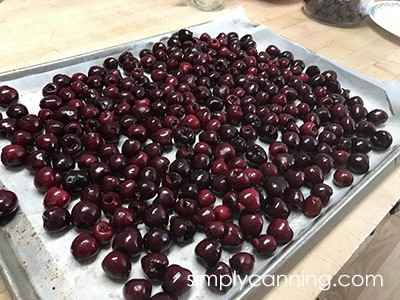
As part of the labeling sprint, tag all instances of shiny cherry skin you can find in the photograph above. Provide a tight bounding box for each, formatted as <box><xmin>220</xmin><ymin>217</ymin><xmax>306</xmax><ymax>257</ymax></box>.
<box><xmin>70</xmin><ymin>232</ymin><xmax>100</xmax><ymax>263</ymax></box>
<box><xmin>0</xmin><ymin>189</ymin><xmax>19</xmax><ymax>217</ymax></box>
<box><xmin>43</xmin><ymin>187</ymin><xmax>71</xmax><ymax>208</ymax></box>
<box><xmin>112</xmin><ymin>227</ymin><xmax>143</xmax><ymax>259</ymax></box>
<box><xmin>169</xmin><ymin>216</ymin><xmax>196</xmax><ymax>243</ymax></box>
<box><xmin>251</xmin><ymin>234</ymin><xmax>277</xmax><ymax>255</ymax></box>
<box><xmin>221</xmin><ymin>222</ymin><xmax>245</xmax><ymax>248</ymax></box>
<box><xmin>266</xmin><ymin>218</ymin><xmax>294</xmax><ymax>245</ymax></box>
<box><xmin>0</xmin><ymin>85</ymin><xmax>19</xmax><ymax>108</ymax></box>
<box><xmin>34</xmin><ymin>166</ymin><xmax>63</xmax><ymax>193</ymax></box>
<box><xmin>109</xmin><ymin>207</ymin><xmax>137</xmax><ymax>232</ymax></box>
<box><xmin>302</xmin><ymin>195</ymin><xmax>323</xmax><ymax>217</ymax></box>
<box><xmin>238</xmin><ymin>188</ymin><xmax>261</xmax><ymax>213</ymax></box>
<box><xmin>333</xmin><ymin>169</ymin><xmax>354</xmax><ymax>187</ymax></box>
<box><xmin>229</xmin><ymin>252</ymin><xmax>255</xmax><ymax>276</ymax></box>
<box><xmin>42</xmin><ymin>206</ymin><xmax>71</xmax><ymax>232</ymax></box>
<box><xmin>102</xmin><ymin>250</ymin><xmax>131</xmax><ymax>280</ymax></box>
<box><xmin>92</xmin><ymin>220</ymin><xmax>114</xmax><ymax>245</ymax></box>
<box><xmin>238</xmin><ymin>213</ymin><xmax>263</xmax><ymax>238</ymax></box>
<box><xmin>71</xmin><ymin>200</ymin><xmax>101</xmax><ymax>230</ymax></box>
<box><xmin>205</xmin><ymin>262</ymin><xmax>232</xmax><ymax>293</ymax></box>
<box><xmin>123</xmin><ymin>279</ymin><xmax>152</xmax><ymax>300</ymax></box>
<box><xmin>144</xmin><ymin>227</ymin><xmax>173</xmax><ymax>253</ymax></box>
<box><xmin>141</xmin><ymin>252</ymin><xmax>169</xmax><ymax>281</ymax></box>
<box><xmin>195</xmin><ymin>238</ymin><xmax>222</xmax><ymax>268</ymax></box>
<box><xmin>265</xmin><ymin>197</ymin><xmax>291</xmax><ymax>219</ymax></box>
<box><xmin>162</xmin><ymin>264</ymin><xmax>193</xmax><ymax>297</ymax></box>
<box><xmin>1</xmin><ymin>144</ymin><xmax>28</xmax><ymax>167</ymax></box>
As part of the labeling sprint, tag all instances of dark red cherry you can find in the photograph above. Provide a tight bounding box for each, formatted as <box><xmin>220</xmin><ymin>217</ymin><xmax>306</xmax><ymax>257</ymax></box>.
<box><xmin>70</xmin><ymin>232</ymin><xmax>100</xmax><ymax>263</ymax></box>
<box><xmin>71</xmin><ymin>200</ymin><xmax>101</xmax><ymax>230</ymax></box>
<box><xmin>141</xmin><ymin>252</ymin><xmax>169</xmax><ymax>281</ymax></box>
<box><xmin>333</xmin><ymin>169</ymin><xmax>354</xmax><ymax>187</ymax></box>
<box><xmin>42</xmin><ymin>206</ymin><xmax>71</xmax><ymax>232</ymax></box>
<box><xmin>251</xmin><ymin>234</ymin><xmax>277</xmax><ymax>255</ymax></box>
<box><xmin>195</xmin><ymin>238</ymin><xmax>222</xmax><ymax>268</ymax></box>
<box><xmin>238</xmin><ymin>213</ymin><xmax>263</xmax><ymax>238</ymax></box>
<box><xmin>43</xmin><ymin>187</ymin><xmax>71</xmax><ymax>208</ymax></box>
<box><xmin>265</xmin><ymin>197</ymin><xmax>291</xmax><ymax>219</ymax></box>
<box><xmin>205</xmin><ymin>262</ymin><xmax>232</xmax><ymax>293</ymax></box>
<box><xmin>123</xmin><ymin>279</ymin><xmax>152</xmax><ymax>300</ymax></box>
<box><xmin>0</xmin><ymin>85</ymin><xmax>19</xmax><ymax>108</ymax></box>
<box><xmin>302</xmin><ymin>195</ymin><xmax>323</xmax><ymax>217</ymax></box>
<box><xmin>102</xmin><ymin>250</ymin><xmax>131</xmax><ymax>280</ymax></box>
<box><xmin>34</xmin><ymin>166</ymin><xmax>62</xmax><ymax>193</ymax></box>
<box><xmin>143</xmin><ymin>227</ymin><xmax>173</xmax><ymax>253</ymax></box>
<box><xmin>162</xmin><ymin>264</ymin><xmax>193</xmax><ymax>297</ymax></box>
<box><xmin>238</xmin><ymin>187</ymin><xmax>261</xmax><ymax>213</ymax></box>
<box><xmin>370</xmin><ymin>130</ymin><xmax>392</xmax><ymax>151</ymax></box>
<box><xmin>1</xmin><ymin>144</ymin><xmax>28</xmax><ymax>167</ymax></box>
<box><xmin>221</xmin><ymin>222</ymin><xmax>244</xmax><ymax>248</ymax></box>
<box><xmin>169</xmin><ymin>216</ymin><xmax>196</xmax><ymax>243</ymax></box>
<box><xmin>229</xmin><ymin>252</ymin><xmax>255</xmax><ymax>276</ymax></box>
<box><xmin>112</xmin><ymin>227</ymin><xmax>143</xmax><ymax>259</ymax></box>
<box><xmin>0</xmin><ymin>189</ymin><xmax>19</xmax><ymax>217</ymax></box>
<box><xmin>92</xmin><ymin>220</ymin><xmax>114</xmax><ymax>245</ymax></box>
<box><xmin>266</xmin><ymin>218</ymin><xmax>293</xmax><ymax>245</ymax></box>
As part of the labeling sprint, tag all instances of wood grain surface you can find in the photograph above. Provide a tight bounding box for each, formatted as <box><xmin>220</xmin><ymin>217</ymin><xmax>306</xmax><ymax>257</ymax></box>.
<box><xmin>1</xmin><ymin>1</ymin><xmax>400</xmax><ymax>299</ymax></box>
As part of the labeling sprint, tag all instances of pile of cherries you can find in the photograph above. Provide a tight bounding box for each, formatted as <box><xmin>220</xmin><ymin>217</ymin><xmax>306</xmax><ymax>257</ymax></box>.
<box><xmin>0</xmin><ymin>28</ymin><xmax>393</xmax><ymax>300</ymax></box>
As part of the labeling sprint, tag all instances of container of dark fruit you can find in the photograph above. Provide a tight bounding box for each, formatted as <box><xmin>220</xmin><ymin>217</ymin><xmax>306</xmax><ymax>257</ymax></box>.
<box><xmin>303</xmin><ymin>0</ymin><xmax>367</xmax><ymax>27</ymax></box>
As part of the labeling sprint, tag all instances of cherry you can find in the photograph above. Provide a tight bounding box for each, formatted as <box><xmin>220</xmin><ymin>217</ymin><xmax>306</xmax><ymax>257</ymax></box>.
<box><xmin>1</xmin><ymin>144</ymin><xmax>28</xmax><ymax>167</ymax></box>
<box><xmin>169</xmin><ymin>216</ymin><xmax>196</xmax><ymax>243</ymax></box>
<box><xmin>71</xmin><ymin>200</ymin><xmax>101</xmax><ymax>230</ymax></box>
<box><xmin>0</xmin><ymin>189</ymin><xmax>19</xmax><ymax>217</ymax></box>
<box><xmin>302</xmin><ymin>195</ymin><xmax>323</xmax><ymax>217</ymax></box>
<box><xmin>109</xmin><ymin>207</ymin><xmax>137</xmax><ymax>232</ymax></box>
<box><xmin>141</xmin><ymin>252</ymin><xmax>169</xmax><ymax>281</ymax></box>
<box><xmin>238</xmin><ymin>188</ymin><xmax>261</xmax><ymax>213</ymax></box>
<box><xmin>333</xmin><ymin>169</ymin><xmax>354</xmax><ymax>187</ymax></box>
<box><xmin>195</xmin><ymin>238</ymin><xmax>222</xmax><ymax>268</ymax></box>
<box><xmin>347</xmin><ymin>153</ymin><xmax>369</xmax><ymax>174</ymax></box>
<box><xmin>229</xmin><ymin>252</ymin><xmax>255</xmax><ymax>276</ymax></box>
<box><xmin>265</xmin><ymin>197</ymin><xmax>291</xmax><ymax>219</ymax></box>
<box><xmin>0</xmin><ymin>85</ymin><xmax>19</xmax><ymax>108</ymax></box>
<box><xmin>214</xmin><ymin>204</ymin><xmax>233</xmax><ymax>222</ymax></box>
<box><xmin>43</xmin><ymin>187</ymin><xmax>71</xmax><ymax>208</ymax></box>
<box><xmin>238</xmin><ymin>213</ymin><xmax>263</xmax><ymax>238</ymax></box>
<box><xmin>267</xmin><ymin>218</ymin><xmax>294</xmax><ymax>245</ymax></box>
<box><xmin>204</xmin><ymin>221</ymin><xmax>225</xmax><ymax>239</ymax></box>
<box><xmin>42</xmin><ymin>206</ymin><xmax>71</xmax><ymax>232</ymax></box>
<box><xmin>144</xmin><ymin>227</ymin><xmax>173</xmax><ymax>253</ymax></box>
<box><xmin>70</xmin><ymin>232</ymin><xmax>100</xmax><ymax>263</ymax></box>
<box><xmin>162</xmin><ymin>264</ymin><xmax>193</xmax><ymax>297</ymax></box>
<box><xmin>205</xmin><ymin>262</ymin><xmax>232</xmax><ymax>293</ymax></box>
<box><xmin>370</xmin><ymin>130</ymin><xmax>392</xmax><ymax>151</ymax></box>
<box><xmin>123</xmin><ymin>279</ymin><xmax>152</xmax><ymax>300</ymax></box>
<box><xmin>251</xmin><ymin>234</ymin><xmax>277</xmax><ymax>255</ymax></box>
<box><xmin>112</xmin><ymin>227</ymin><xmax>143</xmax><ymax>259</ymax></box>
<box><xmin>102</xmin><ymin>250</ymin><xmax>131</xmax><ymax>280</ymax></box>
<box><xmin>221</xmin><ymin>222</ymin><xmax>244</xmax><ymax>248</ymax></box>
<box><xmin>144</xmin><ymin>204</ymin><xmax>168</xmax><ymax>228</ymax></box>
<box><xmin>310</xmin><ymin>183</ymin><xmax>333</xmax><ymax>205</ymax></box>
<box><xmin>92</xmin><ymin>221</ymin><xmax>114</xmax><ymax>245</ymax></box>
<box><xmin>34</xmin><ymin>166</ymin><xmax>63</xmax><ymax>193</ymax></box>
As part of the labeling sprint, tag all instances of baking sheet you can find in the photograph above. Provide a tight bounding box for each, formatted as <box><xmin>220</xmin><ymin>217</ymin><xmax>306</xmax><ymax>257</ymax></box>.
<box><xmin>1</xmin><ymin>6</ymin><xmax>400</xmax><ymax>300</ymax></box>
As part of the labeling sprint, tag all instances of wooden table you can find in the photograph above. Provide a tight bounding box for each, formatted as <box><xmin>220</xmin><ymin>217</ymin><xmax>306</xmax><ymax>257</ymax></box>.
<box><xmin>1</xmin><ymin>0</ymin><xmax>400</xmax><ymax>299</ymax></box>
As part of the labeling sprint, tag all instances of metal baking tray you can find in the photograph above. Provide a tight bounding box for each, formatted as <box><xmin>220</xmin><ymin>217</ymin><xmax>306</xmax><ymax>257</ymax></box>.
<box><xmin>1</xmin><ymin>7</ymin><xmax>400</xmax><ymax>300</ymax></box>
